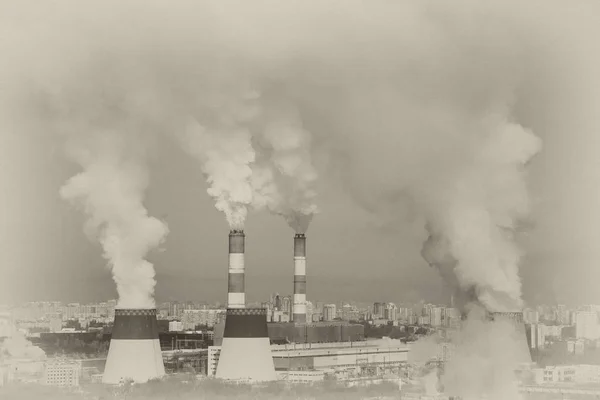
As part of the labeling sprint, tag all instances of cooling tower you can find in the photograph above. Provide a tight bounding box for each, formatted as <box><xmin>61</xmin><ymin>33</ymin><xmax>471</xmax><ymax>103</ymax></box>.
<box><xmin>293</xmin><ymin>233</ymin><xmax>307</xmax><ymax>323</ymax></box>
<box><xmin>102</xmin><ymin>308</ymin><xmax>165</xmax><ymax>384</ymax></box>
<box><xmin>215</xmin><ymin>308</ymin><xmax>277</xmax><ymax>382</ymax></box>
<box><xmin>488</xmin><ymin>311</ymin><xmax>532</xmax><ymax>364</ymax></box>
<box><xmin>215</xmin><ymin>230</ymin><xmax>277</xmax><ymax>382</ymax></box>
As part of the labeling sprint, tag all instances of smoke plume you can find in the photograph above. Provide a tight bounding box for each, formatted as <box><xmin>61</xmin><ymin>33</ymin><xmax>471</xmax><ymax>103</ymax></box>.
<box><xmin>181</xmin><ymin>90</ymin><xmax>261</xmax><ymax>230</ymax></box>
<box><xmin>60</xmin><ymin>132</ymin><xmax>168</xmax><ymax>309</ymax></box>
<box><xmin>0</xmin><ymin>324</ymin><xmax>46</xmax><ymax>362</ymax></box>
<box><xmin>441</xmin><ymin>306</ymin><xmax>527</xmax><ymax>400</ymax></box>
<box><xmin>252</xmin><ymin>96</ymin><xmax>319</xmax><ymax>233</ymax></box>
<box><xmin>419</xmin><ymin>117</ymin><xmax>542</xmax><ymax>313</ymax></box>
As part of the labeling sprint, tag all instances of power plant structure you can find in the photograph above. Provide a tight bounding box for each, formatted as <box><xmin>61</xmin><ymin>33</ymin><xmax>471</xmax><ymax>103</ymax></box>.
<box><xmin>293</xmin><ymin>233</ymin><xmax>307</xmax><ymax>324</ymax></box>
<box><xmin>214</xmin><ymin>230</ymin><xmax>277</xmax><ymax>382</ymax></box>
<box><xmin>213</xmin><ymin>232</ymin><xmax>364</xmax><ymax>347</ymax></box>
<box><xmin>487</xmin><ymin>311</ymin><xmax>533</xmax><ymax>364</ymax></box>
<box><xmin>102</xmin><ymin>308</ymin><xmax>165</xmax><ymax>384</ymax></box>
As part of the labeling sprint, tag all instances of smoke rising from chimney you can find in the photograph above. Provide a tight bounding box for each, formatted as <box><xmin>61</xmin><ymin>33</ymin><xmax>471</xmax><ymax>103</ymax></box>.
<box><xmin>181</xmin><ymin>93</ymin><xmax>260</xmax><ymax>230</ymax></box>
<box><xmin>60</xmin><ymin>132</ymin><xmax>168</xmax><ymax>309</ymax></box>
<box><xmin>252</xmin><ymin>97</ymin><xmax>319</xmax><ymax>233</ymax></box>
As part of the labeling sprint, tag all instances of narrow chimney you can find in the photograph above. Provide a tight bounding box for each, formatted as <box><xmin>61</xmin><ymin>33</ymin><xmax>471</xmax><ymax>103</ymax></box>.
<box><xmin>293</xmin><ymin>233</ymin><xmax>307</xmax><ymax>323</ymax></box>
<box><xmin>228</xmin><ymin>230</ymin><xmax>245</xmax><ymax>309</ymax></box>
<box><xmin>102</xmin><ymin>308</ymin><xmax>165</xmax><ymax>384</ymax></box>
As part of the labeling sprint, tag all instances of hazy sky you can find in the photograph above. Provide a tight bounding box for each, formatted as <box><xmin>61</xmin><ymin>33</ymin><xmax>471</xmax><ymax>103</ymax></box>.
<box><xmin>1</xmin><ymin>0</ymin><xmax>600</xmax><ymax>307</ymax></box>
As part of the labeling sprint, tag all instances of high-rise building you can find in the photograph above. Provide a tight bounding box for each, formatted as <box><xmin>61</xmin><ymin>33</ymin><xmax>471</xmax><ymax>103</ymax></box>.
<box><xmin>305</xmin><ymin>301</ymin><xmax>314</xmax><ymax>323</ymax></box>
<box><xmin>575</xmin><ymin>311</ymin><xmax>600</xmax><ymax>340</ymax></box>
<box><xmin>373</xmin><ymin>302</ymin><xmax>385</xmax><ymax>319</ymax></box>
<box><xmin>323</xmin><ymin>304</ymin><xmax>336</xmax><ymax>322</ymax></box>
<box><xmin>523</xmin><ymin>308</ymin><xmax>540</xmax><ymax>324</ymax></box>
<box><xmin>528</xmin><ymin>323</ymin><xmax>546</xmax><ymax>349</ymax></box>
<box><xmin>431</xmin><ymin>307</ymin><xmax>444</xmax><ymax>327</ymax></box>
<box><xmin>384</xmin><ymin>303</ymin><xmax>398</xmax><ymax>322</ymax></box>
<box><xmin>282</xmin><ymin>296</ymin><xmax>292</xmax><ymax>315</ymax></box>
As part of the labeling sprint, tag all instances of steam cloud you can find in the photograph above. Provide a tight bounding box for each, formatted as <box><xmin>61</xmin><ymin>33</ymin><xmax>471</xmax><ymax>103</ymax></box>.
<box><xmin>252</xmin><ymin>97</ymin><xmax>319</xmax><ymax>233</ymax></box>
<box><xmin>181</xmin><ymin>90</ymin><xmax>262</xmax><ymax>230</ymax></box>
<box><xmin>441</xmin><ymin>307</ymin><xmax>529</xmax><ymax>400</ymax></box>
<box><xmin>183</xmin><ymin>89</ymin><xmax>319</xmax><ymax>232</ymax></box>
<box><xmin>0</xmin><ymin>318</ymin><xmax>46</xmax><ymax>362</ymax></box>
<box><xmin>420</xmin><ymin>118</ymin><xmax>542</xmax><ymax>313</ymax></box>
<box><xmin>60</xmin><ymin>132</ymin><xmax>168</xmax><ymax>309</ymax></box>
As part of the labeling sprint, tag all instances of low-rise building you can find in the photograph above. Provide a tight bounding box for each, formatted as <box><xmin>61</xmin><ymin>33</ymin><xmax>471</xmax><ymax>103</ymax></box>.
<box><xmin>532</xmin><ymin>364</ymin><xmax>600</xmax><ymax>385</ymax></box>
<box><xmin>169</xmin><ymin>321</ymin><xmax>183</xmax><ymax>332</ymax></box>
<box><xmin>42</xmin><ymin>359</ymin><xmax>82</xmax><ymax>387</ymax></box>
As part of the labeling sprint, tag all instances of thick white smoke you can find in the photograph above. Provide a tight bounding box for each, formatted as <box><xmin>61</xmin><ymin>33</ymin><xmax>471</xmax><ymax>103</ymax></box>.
<box><xmin>60</xmin><ymin>132</ymin><xmax>168</xmax><ymax>309</ymax></box>
<box><xmin>0</xmin><ymin>323</ymin><xmax>46</xmax><ymax>362</ymax></box>
<box><xmin>420</xmin><ymin>117</ymin><xmax>542</xmax><ymax>313</ymax></box>
<box><xmin>181</xmin><ymin>90</ymin><xmax>262</xmax><ymax>230</ymax></box>
<box><xmin>252</xmin><ymin>97</ymin><xmax>319</xmax><ymax>233</ymax></box>
<box><xmin>441</xmin><ymin>307</ymin><xmax>528</xmax><ymax>400</ymax></box>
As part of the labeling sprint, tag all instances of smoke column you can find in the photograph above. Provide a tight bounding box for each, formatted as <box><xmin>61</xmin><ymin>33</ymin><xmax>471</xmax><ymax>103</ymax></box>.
<box><xmin>251</xmin><ymin>98</ymin><xmax>319</xmax><ymax>233</ymax></box>
<box><xmin>60</xmin><ymin>132</ymin><xmax>168</xmax><ymax>309</ymax></box>
<box><xmin>180</xmin><ymin>90</ymin><xmax>262</xmax><ymax>230</ymax></box>
<box><xmin>419</xmin><ymin>118</ymin><xmax>542</xmax><ymax>313</ymax></box>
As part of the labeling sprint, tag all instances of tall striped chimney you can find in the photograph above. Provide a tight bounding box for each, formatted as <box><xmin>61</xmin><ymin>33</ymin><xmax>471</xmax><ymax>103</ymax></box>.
<box><xmin>102</xmin><ymin>308</ymin><xmax>165</xmax><ymax>384</ymax></box>
<box><xmin>228</xmin><ymin>230</ymin><xmax>245</xmax><ymax>309</ymax></box>
<box><xmin>293</xmin><ymin>233</ymin><xmax>307</xmax><ymax>323</ymax></box>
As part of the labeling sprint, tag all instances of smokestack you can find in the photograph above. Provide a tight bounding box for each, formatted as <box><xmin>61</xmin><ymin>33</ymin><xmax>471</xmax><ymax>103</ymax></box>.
<box><xmin>487</xmin><ymin>311</ymin><xmax>532</xmax><ymax>364</ymax></box>
<box><xmin>293</xmin><ymin>233</ymin><xmax>307</xmax><ymax>324</ymax></box>
<box><xmin>102</xmin><ymin>309</ymin><xmax>165</xmax><ymax>384</ymax></box>
<box><xmin>228</xmin><ymin>230</ymin><xmax>245</xmax><ymax>309</ymax></box>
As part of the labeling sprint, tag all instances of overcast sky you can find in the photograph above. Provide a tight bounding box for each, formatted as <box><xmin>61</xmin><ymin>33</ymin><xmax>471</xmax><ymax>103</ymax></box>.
<box><xmin>1</xmin><ymin>0</ymin><xmax>600</xmax><ymax>307</ymax></box>
<box><xmin>2</xmin><ymin>112</ymin><xmax>599</xmax><ymax>307</ymax></box>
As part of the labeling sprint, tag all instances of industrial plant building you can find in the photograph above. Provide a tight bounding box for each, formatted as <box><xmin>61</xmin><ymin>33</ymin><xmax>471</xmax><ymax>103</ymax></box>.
<box><xmin>209</xmin><ymin>340</ymin><xmax>409</xmax><ymax>380</ymax></box>
<box><xmin>213</xmin><ymin>320</ymin><xmax>365</xmax><ymax>346</ymax></box>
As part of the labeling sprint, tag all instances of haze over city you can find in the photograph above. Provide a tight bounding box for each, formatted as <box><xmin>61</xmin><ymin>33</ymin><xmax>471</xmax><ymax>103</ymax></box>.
<box><xmin>1</xmin><ymin>1</ymin><xmax>599</xmax><ymax>308</ymax></box>
<box><xmin>2</xmin><ymin>0</ymin><xmax>600</xmax><ymax>399</ymax></box>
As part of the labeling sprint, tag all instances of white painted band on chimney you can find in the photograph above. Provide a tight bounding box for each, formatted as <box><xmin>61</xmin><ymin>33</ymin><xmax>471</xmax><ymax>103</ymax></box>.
<box><xmin>228</xmin><ymin>254</ymin><xmax>245</xmax><ymax>273</ymax></box>
<box><xmin>293</xmin><ymin>257</ymin><xmax>306</xmax><ymax>275</ymax></box>
<box><xmin>293</xmin><ymin>304</ymin><xmax>307</xmax><ymax>314</ymax></box>
<box><xmin>227</xmin><ymin>293</ymin><xmax>245</xmax><ymax>309</ymax></box>
<box><xmin>293</xmin><ymin>293</ymin><xmax>306</xmax><ymax>304</ymax></box>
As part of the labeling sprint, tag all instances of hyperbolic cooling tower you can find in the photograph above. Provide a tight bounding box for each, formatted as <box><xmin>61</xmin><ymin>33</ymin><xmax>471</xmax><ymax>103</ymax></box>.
<box><xmin>293</xmin><ymin>233</ymin><xmax>307</xmax><ymax>324</ymax></box>
<box><xmin>215</xmin><ymin>230</ymin><xmax>277</xmax><ymax>382</ymax></box>
<box><xmin>488</xmin><ymin>311</ymin><xmax>532</xmax><ymax>364</ymax></box>
<box><xmin>102</xmin><ymin>308</ymin><xmax>165</xmax><ymax>384</ymax></box>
